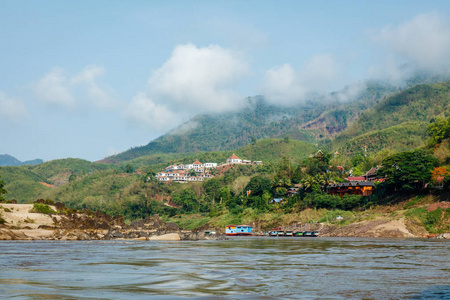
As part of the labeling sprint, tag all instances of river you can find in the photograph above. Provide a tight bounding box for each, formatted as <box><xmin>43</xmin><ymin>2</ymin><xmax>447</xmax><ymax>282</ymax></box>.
<box><xmin>0</xmin><ymin>237</ymin><xmax>449</xmax><ymax>299</ymax></box>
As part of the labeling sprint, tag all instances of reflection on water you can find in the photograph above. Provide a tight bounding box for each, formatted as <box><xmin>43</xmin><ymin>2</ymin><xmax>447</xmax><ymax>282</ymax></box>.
<box><xmin>0</xmin><ymin>238</ymin><xmax>449</xmax><ymax>299</ymax></box>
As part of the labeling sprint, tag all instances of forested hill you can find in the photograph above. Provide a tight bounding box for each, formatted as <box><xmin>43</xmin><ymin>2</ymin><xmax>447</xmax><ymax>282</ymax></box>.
<box><xmin>107</xmin><ymin>81</ymin><xmax>397</xmax><ymax>163</ymax></box>
<box><xmin>333</xmin><ymin>81</ymin><xmax>450</xmax><ymax>156</ymax></box>
<box><xmin>0</xmin><ymin>154</ymin><xmax>43</xmax><ymax>167</ymax></box>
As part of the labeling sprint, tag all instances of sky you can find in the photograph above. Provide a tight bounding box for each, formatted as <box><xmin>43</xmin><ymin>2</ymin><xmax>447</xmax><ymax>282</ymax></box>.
<box><xmin>2</xmin><ymin>0</ymin><xmax>450</xmax><ymax>162</ymax></box>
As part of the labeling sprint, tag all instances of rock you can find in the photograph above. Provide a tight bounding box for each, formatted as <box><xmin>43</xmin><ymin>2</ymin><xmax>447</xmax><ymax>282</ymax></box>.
<box><xmin>0</xmin><ymin>229</ymin><xmax>31</xmax><ymax>240</ymax></box>
<box><xmin>149</xmin><ymin>233</ymin><xmax>181</xmax><ymax>241</ymax></box>
<box><xmin>0</xmin><ymin>228</ymin><xmax>15</xmax><ymax>240</ymax></box>
<box><xmin>437</xmin><ymin>233</ymin><xmax>450</xmax><ymax>239</ymax></box>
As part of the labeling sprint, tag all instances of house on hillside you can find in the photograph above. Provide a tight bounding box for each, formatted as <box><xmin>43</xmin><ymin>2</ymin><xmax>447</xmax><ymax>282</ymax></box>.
<box><xmin>271</xmin><ymin>198</ymin><xmax>285</xmax><ymax>204</ymax></box>
<box><xmin>362</xmin><ymin>166</ymin><xmax>383</xmax><ymax>182</ymax></box>
<box><xmin>327</xmin><ymin>182</ymin><xmax>375</xmax><ymax>197</ymax></box>
<box><xmin>227</xmin><ymin>154</ymin><xmax>242</xmax><ymax>164</ymax></box>
<box><xmin>286</xmin><ymin>184</ymin><xmax>301</xmax><ymax>197</ymax></box>
<box><xmin>204</xmin><ymin>163</ymin><xmax>217</xmax><ymax>168</ymax></box>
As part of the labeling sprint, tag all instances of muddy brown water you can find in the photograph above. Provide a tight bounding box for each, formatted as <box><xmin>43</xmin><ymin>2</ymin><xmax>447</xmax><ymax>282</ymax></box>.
<box><xmin>0</xmin><ymin>237</ymin><xmax>449</xmax><ymax>299</ymax></box>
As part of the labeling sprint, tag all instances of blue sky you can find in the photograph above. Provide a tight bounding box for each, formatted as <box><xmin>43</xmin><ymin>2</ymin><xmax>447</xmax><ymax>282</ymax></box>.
<box><xmin>2</xmin><ymin>1</ymin><xmax>450</xmax><ymax>162</ymax></box>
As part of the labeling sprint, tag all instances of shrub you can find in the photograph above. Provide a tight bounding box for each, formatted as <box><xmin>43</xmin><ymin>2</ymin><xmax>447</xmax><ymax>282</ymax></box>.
<box><xmin>425</xmin><ymin>208</ymin><xmax>443</xmax><ymax>232</ymax></box>
<box><xmin>31</xmin><ymin>203</ymin><xmax>56</xmax><ymax>214</ymax></box>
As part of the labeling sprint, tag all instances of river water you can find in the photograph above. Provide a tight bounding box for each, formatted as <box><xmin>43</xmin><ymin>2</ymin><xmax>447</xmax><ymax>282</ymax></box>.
<box><xmin>0</xmin><ymin>237</ymin><xmax>449</xmax><ymax>299</ymax></box>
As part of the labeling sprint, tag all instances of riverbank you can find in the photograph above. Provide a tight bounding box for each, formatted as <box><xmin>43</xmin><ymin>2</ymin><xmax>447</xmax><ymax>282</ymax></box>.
<box><xmin>1</xmin><ymin>199</ymin><xmax>449</xmax><ymax>240</ymax></box>
<box><xmin>0</xmin><ymin>204</ymin><xmax>224</xmax><ymax>241</ymax></box>
<box><xmin>168</xmin><ymin>196</ymin><xmax>450</xmax><ymax>238</ymax></box>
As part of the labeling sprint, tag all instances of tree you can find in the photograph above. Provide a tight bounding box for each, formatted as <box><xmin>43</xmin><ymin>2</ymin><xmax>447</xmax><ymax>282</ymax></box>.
<box><xmin>351</xmin><ymin>154</ymin><xmax>365</xmax><ymax>167</ymax></box>
<box><xmin>428</xmin><ymin>116</ymin><xmax>450</xmax><ymax>146</ymax></box>
<box><xmin>0</xmin><ymin>174</ymin><xmax>6</xmax><ymax>201</ymax></box>
<box><xmin>284</xmin><ymin>134</ymin><xmax>290</xmax><ymax>143</ymax></box>
<box><xmin>125</xmin><ymin>164</ymin><xmax>134</xmax><ymax>174</ymax></box>
<box><xmin>291</xmin><ymin>164</ymin><xmax>303</xmax><ymax>183</ymax></box>
<box><xmin>244</xmin><ymin>176</ymin><xmax>272</xmax><ymax>197</ymax></box>
<box><xmin>143</xmin><ymin>169</ymin><xmax>156</xmax><ymax>182</ymax></box>
<box><xmin>204</xmin><ymin>178</ymin><xmax>221</xmax><ymax>205</ymax></box>
<box><xmin>172</xmin><ymin>189</ymin><xmax>198</xmax><ymax>212</ymax></box>
<box><xmin>69</xmin><ymin>174</ymin><xmax>77</xmax><ymax>182</ymax></box>
<box><xmin>301</xmin><ymin>174</ymin><xmax>316</xmax><ymax>193</ymax></box>
<box><xmin>189</xmin><ymin>169</ymin><xmax>197</xmax><ymax>177</ymax></box>
<box><xmin>378</xmin><ymin>150</ymin><xmax>439</xmax><ymax>192</ymax></box>
<box><xmin>322</xmin><ymin>172</ymin><xmax>335</xmax><ymax>189</ymax></box>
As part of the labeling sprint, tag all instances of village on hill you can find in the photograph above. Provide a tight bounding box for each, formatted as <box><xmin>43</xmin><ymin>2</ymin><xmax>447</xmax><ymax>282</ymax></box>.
<box><xmin>155</xmin><ymin>154</ymin><xmax>263</xmax><ymax>183</ymax></box>
<box><xmin>154</xmin><ymin>150</ymin><xmax>385</xmax><ymax>199</ymax></box>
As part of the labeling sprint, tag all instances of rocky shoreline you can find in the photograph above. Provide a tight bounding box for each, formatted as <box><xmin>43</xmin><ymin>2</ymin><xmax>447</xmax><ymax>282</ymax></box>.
<box><xmin>0</xmin><ymin>204</ymin><xmax>226</xmax><ymax>241</ymax></box>
<box><xmin>1</xmin><ymin>203</ymin><xmax>449</xmax><ymax>241</ymax></box>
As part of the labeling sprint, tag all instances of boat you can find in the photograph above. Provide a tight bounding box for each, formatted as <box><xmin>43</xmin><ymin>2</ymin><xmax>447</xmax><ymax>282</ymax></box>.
<box><xmin>225</xmin><ymin>225</ymin><xmax>253</xmax><ymax>236</ymax></box>
<box><xmin>285</xmin><ymin>231</ymin><xmax>293</xmax><ymax>237</ymax></box>
<box><xmin>277</xmin><ymin>230</ymin><xmax>285</xmax><ymax>236</ymax></box>
<box><xmin>303</xmin><ymin>231</ymin><xmax>319</xmax><ymax>237</ymax></box>
<box><xmin>294</xmin><ymin>231</ymin><xmax>319</xmax><ymax>237</ymax></box>
<box><xmin>269</xmin><ymin>231</ymin><xmax>278</xmax><ymax>237</ymax></box>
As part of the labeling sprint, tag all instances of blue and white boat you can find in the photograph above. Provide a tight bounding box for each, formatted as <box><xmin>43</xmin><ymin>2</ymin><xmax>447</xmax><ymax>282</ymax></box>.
<box><xmin>225</xmin><ymin>225</ymin><xmax>253</xmax><ymax>236</ymax></box>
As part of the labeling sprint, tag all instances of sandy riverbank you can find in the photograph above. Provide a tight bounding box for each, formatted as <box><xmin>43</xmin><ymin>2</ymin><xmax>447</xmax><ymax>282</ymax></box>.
<box><xmin>0</xmin><ymin>204</ymin><xmax>220</xmax><ymax>241</ymax></box>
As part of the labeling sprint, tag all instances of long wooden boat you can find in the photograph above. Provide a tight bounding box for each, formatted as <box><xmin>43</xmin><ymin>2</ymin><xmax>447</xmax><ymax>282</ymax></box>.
<box><xmin>277</xmin><ymin>230</ymin><xmax>285</xmax><ymax>236</ymax></box>
<box><xmin>225</xmin><ymin>225</ymin><xmax>253</xmax><ymax>236</ymax></box>
<box><xmin>269</xmin><ymin>231</ymin><xmax>278</xmax><ymax>237</ymax></box>
<box><xmin>293</xmin><ymin>231</ymin><xmax>319</xmax><ymax>237</ymax></box>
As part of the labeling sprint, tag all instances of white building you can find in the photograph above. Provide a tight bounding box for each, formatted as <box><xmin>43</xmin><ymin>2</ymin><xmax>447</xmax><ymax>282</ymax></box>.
<box><xmin>227</xmin><ymin>154</ymin><xmax>242</xmax><ymax>164</ymax></box>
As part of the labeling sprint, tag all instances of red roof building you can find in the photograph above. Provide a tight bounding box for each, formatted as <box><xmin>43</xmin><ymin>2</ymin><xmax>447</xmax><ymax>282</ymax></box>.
<box><xmin>227</xmin><ymin>154</ymin><xmax>242</xmax><ymax>164</ymax></box>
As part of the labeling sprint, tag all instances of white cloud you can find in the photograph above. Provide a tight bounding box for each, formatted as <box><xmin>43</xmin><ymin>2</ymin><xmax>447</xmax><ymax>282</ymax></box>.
<box><xmin>372</xmin><ymin>12</ymin><xmax>450</xmax><ymax>80</ymax></box>
<box><xmin>126</xmin><ymin>43</ymin><xmax>248</xmax><ymax>130</ymax></box>
<box><xmin>72</xmin><ymin>65</ymin><xmax>117</xmax><ymax>109</ymax></box>
<box><xmin>33</xmin><ymin>65</ymin><xmax>115</xmax><ymax>109</ymax></box>
<box><xmin>262</xmin><ymin>54</ymin><xmax>338</xmax><ymax>105</ymax></box>
<box><xmin>0</xmin><ymin>91</ymin><xmax>28</xmax><ymax>121</ymax></box>
<box><xmin>124</xmin><ymin>93</ymin><xmax>179</xmax><ymax>131</ymax></box>
<box><xmin>33</xmin><ymin>67</ymin><xmax>75</xmax><ymax>107</ymax></box>
<box><xmin>71</xmin><ymin>65</ymin><xmax>104</xmax><ymax>84</ymax></box>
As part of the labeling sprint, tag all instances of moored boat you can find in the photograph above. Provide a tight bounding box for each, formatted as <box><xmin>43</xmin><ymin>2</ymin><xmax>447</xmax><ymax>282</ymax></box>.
<box><xmin>269</xmin><ymin>231</ymin><xmax>278</xmax><ymax>237</ymax></box>
<box><xmin>285</xmin><ymin>231</ymin><xmax>293</xmax><ymax>237</ymax></box>
<box><xmin>225</xmin><ymin>225</ymin><xmax>253</xmax><ymax>236</ymax></box>
<box><xmin>293</xmin><ymin>231</ymin><xmax>319</xmax><ymax>237</ymax></box>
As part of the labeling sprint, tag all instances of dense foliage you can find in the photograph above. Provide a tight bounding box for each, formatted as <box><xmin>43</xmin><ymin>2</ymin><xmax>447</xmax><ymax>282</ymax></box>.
<box><xmin>334</xmin><ymin>82</ymin><xmax>450</xmax><ymax>156</ymax></box>
<box><xmin>0</xmin><ymin>174</ymin><xmax>6</xmax><ymax>201</ymax></box>
<box><xmin>428</xmin><ymin>116</ymin><xmax>450</xmax><ymax>146</ymax></box>
<box><xmin>378</xmin><ymin>150</ymin><xmax>439</xmax><ymax>192</ymax></box>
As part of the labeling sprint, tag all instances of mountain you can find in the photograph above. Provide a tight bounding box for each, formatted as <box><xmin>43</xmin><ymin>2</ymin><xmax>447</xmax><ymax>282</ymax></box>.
<box><xmin>106</xmin><ymin>81</ymin><xmax>398</xmax><ymax>163</ymax></box>
<box><xmin>0</xmin><ymin>138</ymin><xmax>316</xmax><ymax>204</ymax></box>
<box><xmin>0</xmin><ymin>154</ymin><xmax>43</xmax><ymax>167</ymax></box>
<box><xmin>333</xmin><ymin>81</ymin><xmax>450</xmax><ymax>156</ymax></box>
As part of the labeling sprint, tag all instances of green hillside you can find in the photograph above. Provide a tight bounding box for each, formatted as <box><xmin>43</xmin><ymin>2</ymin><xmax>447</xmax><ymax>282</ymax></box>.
<box><xmin>0</xmin><ymin>166</ymin><xmax>49</xmax><ymax>201</ymax></box>
<box><xmin>107</xmin><ymin>81</ymin><xmax>397</xmax><ymax>162</ymax></box>
<box><xmin>127</xmin><ymin>139</ymin><xmax>317</xmax><ymax>169</ymax></box>
<box><xmin>0</xmin><ymin>139</ymin><xmax>316</xmax><ymax>204</ymax></box>
<box><xmin>333</xmin><ymin>82</ymin><xmax>450</xmax><ymax>156</ymax></box>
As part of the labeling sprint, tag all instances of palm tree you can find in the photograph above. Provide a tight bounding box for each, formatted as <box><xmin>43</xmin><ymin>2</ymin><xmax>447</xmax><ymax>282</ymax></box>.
<box><xmin>322</xmin><ymin>172</ymin><xmax>335</xmax><ymax>189</ymax></box>
<box><xmin>301</xmin><ymin>174</ymin><xmax>316</xmax><ymax>192</ymax></box>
